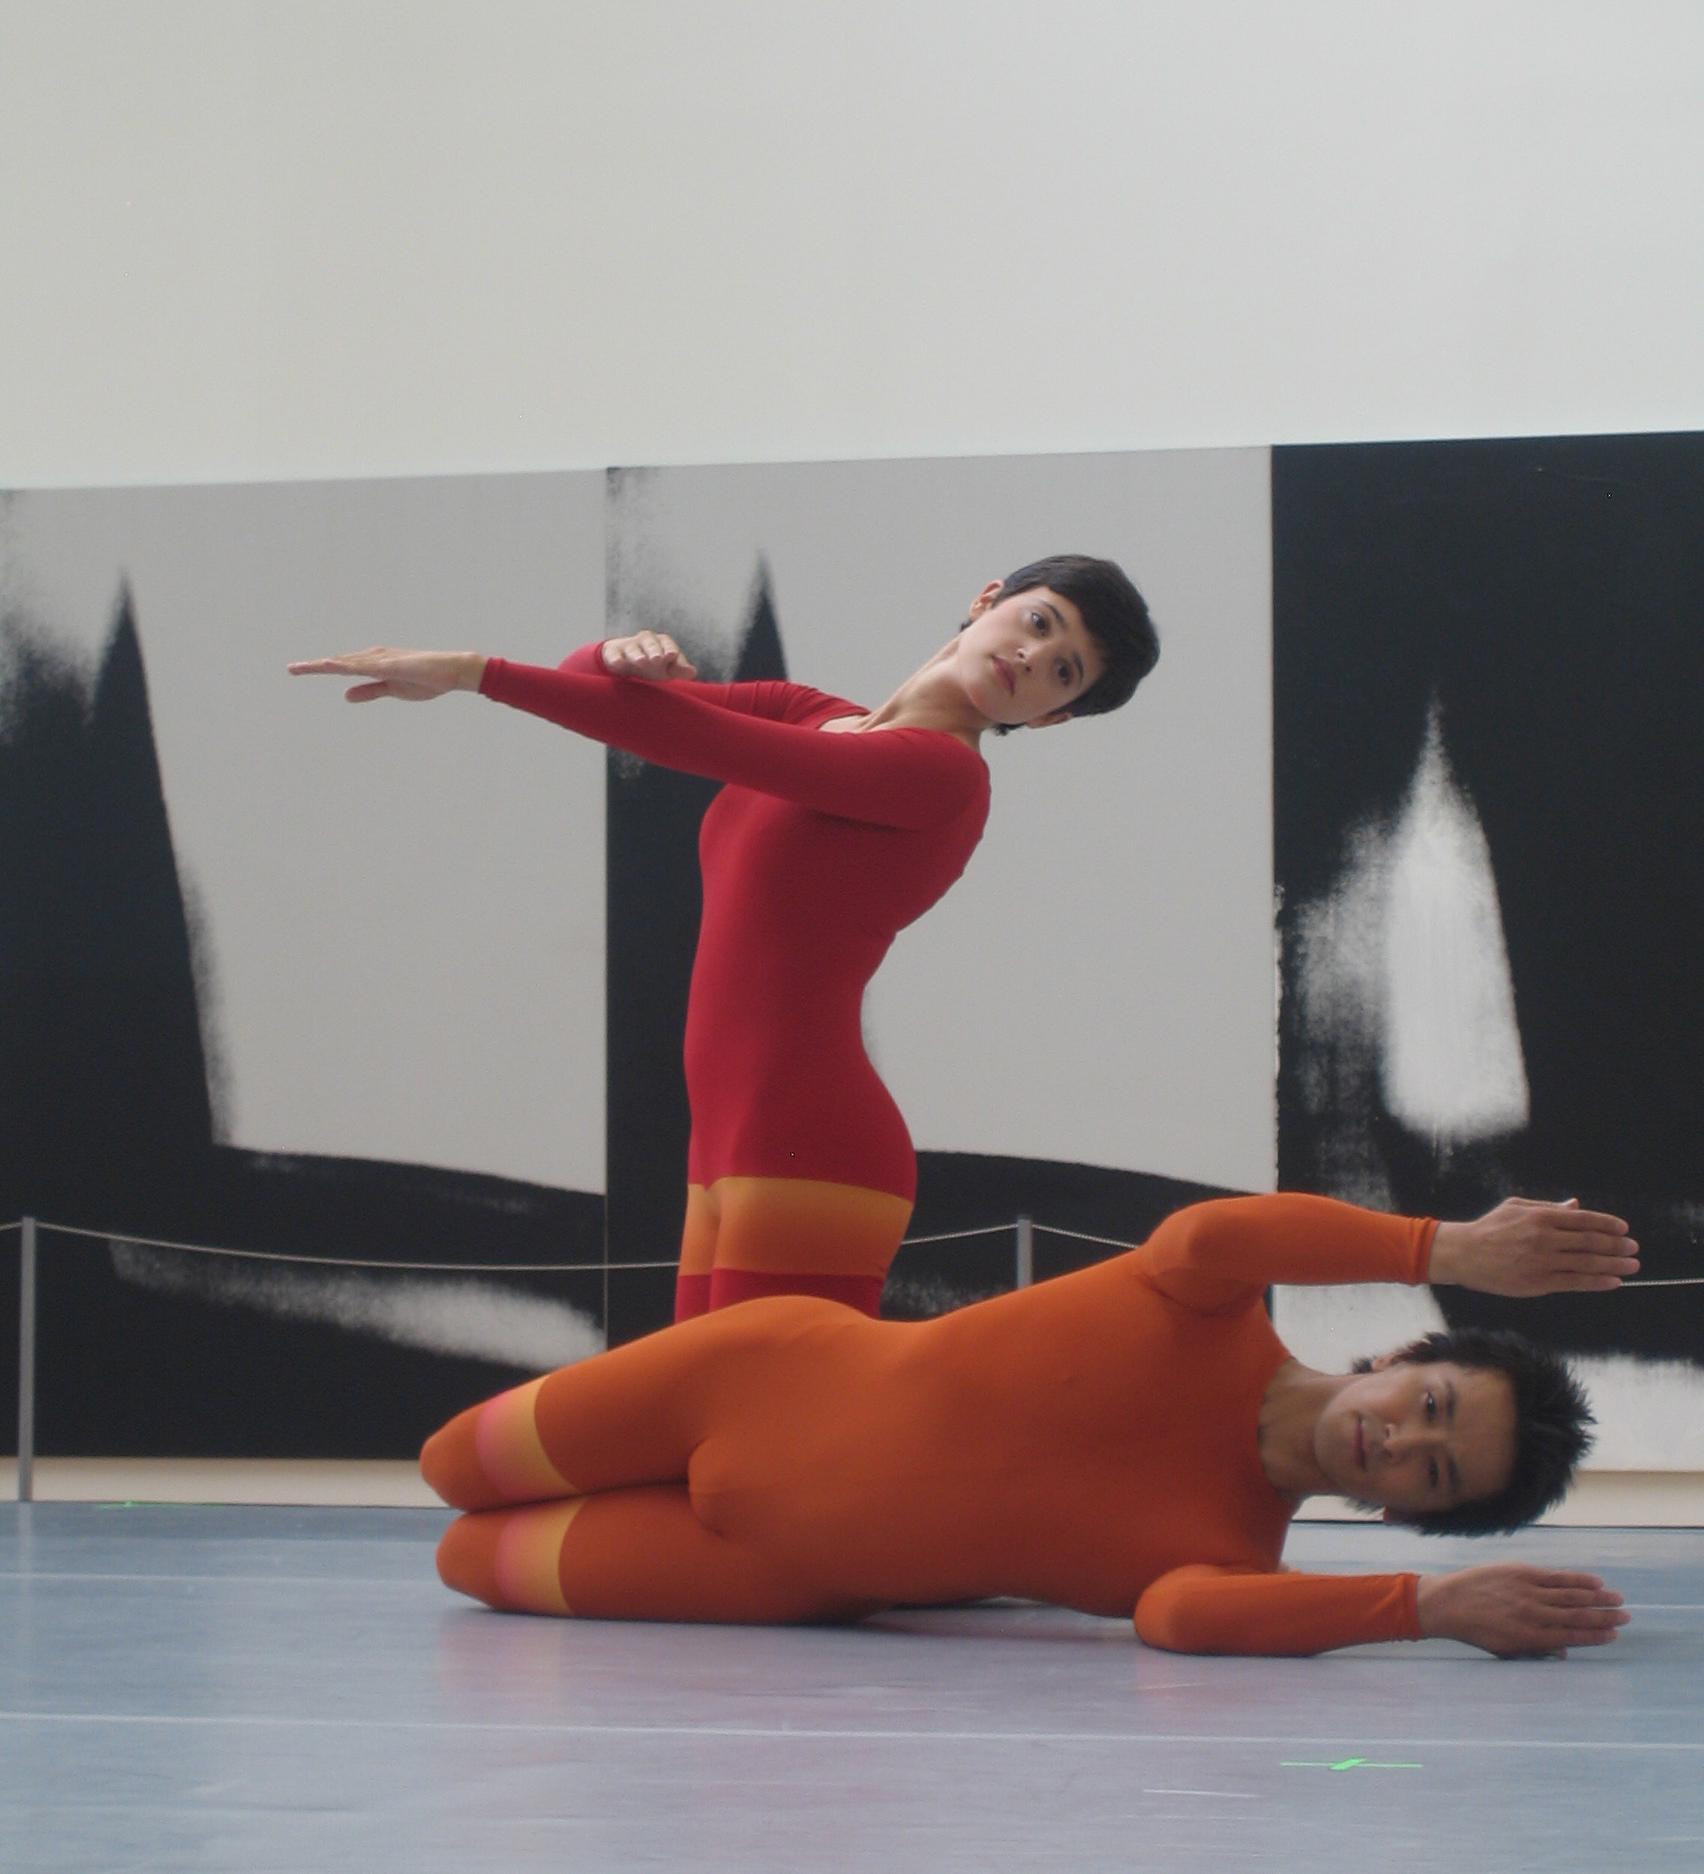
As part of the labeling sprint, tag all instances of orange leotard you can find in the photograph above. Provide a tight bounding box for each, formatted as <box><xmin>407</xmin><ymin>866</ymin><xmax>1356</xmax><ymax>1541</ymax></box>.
<box><xmin>423</xmin><ymin>1193</ymin><xmax>1435</xmax><ymax>1655</ymax></box>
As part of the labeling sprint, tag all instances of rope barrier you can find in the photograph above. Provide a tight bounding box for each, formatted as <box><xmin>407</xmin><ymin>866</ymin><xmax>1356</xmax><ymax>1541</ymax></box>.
<box><xmin>1032</xmin><ymin>1222</ymin><xmax>1132</xmax><ymax>1253</ymax></box>
<box><xmin>27</xmin><ymin>1220</ymin><xmax>670</xmax><ymax>1275</ymax></box>
<box><xmin>7</xmin><ymin>1217</ymin><xmax>1698</xmax><ymax>1282</ymax></box>
<box><xmin>15</xmin><ymin>1215</ymin><xmax>1020</xmax><ymax>1276</ymax></box>
<box><xmin>889</xmin><ymin>1223</ymin><xmax>1013</xmax><ymax>1247</ymax></box>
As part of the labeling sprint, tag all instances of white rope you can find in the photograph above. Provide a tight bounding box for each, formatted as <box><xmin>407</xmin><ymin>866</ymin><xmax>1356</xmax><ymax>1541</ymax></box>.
<box><xmin>893</xmin><ymin>1224</ymin><xmax>1013</xmax><ymax>1246</ymax></box>
<box><xmin>22</xmin><ymin>1216</ymin><xmax>1010</xmax><ymax>1274</ymax></box>
<box><xmin>14</xmin><ymin>1216</ymin><xmax>1698</xmax><ymax>1283</ymax></box>
<box><xmin>1032</xmin><ymin>1222</ymin><xmax>1131</xmax><ymax>1251</ymax></box>
<box><xmin>31</xmin><ymin>1220</ymin><xmax>669</xmax><ymax>1275</ymax></box>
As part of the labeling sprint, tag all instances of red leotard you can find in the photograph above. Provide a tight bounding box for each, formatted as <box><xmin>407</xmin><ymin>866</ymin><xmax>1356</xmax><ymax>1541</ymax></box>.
<box><xmin>422</xmin><ymin>1194</ymin><xmax>1435</xmax><ymax>1656</ymax></box>
<box><xmin>479</xmin><ymin>648</ymin><xmax>991</xmax><ymax>1315</ymax></box>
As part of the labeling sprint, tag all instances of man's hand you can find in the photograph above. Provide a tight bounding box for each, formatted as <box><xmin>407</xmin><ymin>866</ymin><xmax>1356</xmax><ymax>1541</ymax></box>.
<box><xmin>1428</xmin><ymin>1197</ymin><xmax>1638</xmax><ymax>1297</ymax></box>
<box><xmin>287</xmin><ymin>648</ymin><xmax>485</xmax><ymax>701</ymax></box>
<box><xmin>600</xmin><ymin>632</ymin><xmax>698</xmax><ymax>681</ymax></box>
<box><xmin>1416</xmin><ymin>1564</ymin><xmax>1629</xmax><ymax>1657</ymax></box>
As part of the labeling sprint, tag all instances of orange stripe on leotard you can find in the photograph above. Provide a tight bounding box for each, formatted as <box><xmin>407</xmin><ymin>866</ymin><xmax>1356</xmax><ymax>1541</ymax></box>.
<box><xmin>437</xmin><ymin>1498</ymin><xmax>588</xmax><ymax>1614</ymax></box>
<box><xmin>474</xmin><ymin>1377</ymin><xmax>578</xmax><ymax>1502</ymax></box>
<box><xmin>676</xmin><ymin>1176</ymin><xmax>913</xmax><ymax>1317</ymax></box>
<box><xmin>494</xmin><ymin>1499</ymin><xmax>585</xmax><ymax>1613</ymax></box>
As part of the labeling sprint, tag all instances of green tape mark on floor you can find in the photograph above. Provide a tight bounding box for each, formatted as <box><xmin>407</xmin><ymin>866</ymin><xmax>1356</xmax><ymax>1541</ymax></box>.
<box><xmin>1281</xmin><ymin>1758</ymin><xmax>1422</xmax><ymax>1772</ymax></box>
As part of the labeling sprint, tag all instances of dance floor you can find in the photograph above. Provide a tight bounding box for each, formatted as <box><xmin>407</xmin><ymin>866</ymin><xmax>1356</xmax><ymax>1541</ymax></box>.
<box><xmin>3</xmin><ymin>1504</ymin><xmax>1699</xmax><ymax>1872</ymax></box>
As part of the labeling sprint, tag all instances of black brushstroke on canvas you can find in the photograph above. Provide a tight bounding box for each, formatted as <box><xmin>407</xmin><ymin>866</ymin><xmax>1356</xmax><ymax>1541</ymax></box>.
<box><xmin>2</xmin><ymin>594</ymin><xmax>214</xmax><ymax>1212</ymax></box>
<box><xmin>1274</xmin><ymin>432</ymin><xmax>1703</xmax><ymax>1365</ymax></box>
<box><xmin>1</xmin><ymin>592</ymin><xmax>603</xmax><ymax>1458</ymax></box>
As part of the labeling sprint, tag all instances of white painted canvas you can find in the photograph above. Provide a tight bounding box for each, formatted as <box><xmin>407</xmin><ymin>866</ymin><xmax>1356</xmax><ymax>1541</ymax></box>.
<box><xmin>1</xmin><ymin>474</ymin><xmax>607</xmax><ymax>1192</ymax></box>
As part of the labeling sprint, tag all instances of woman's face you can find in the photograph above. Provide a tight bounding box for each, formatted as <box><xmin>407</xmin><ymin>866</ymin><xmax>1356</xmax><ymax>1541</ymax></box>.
<box><xmin>954</xmin><ymin>583</ymin><xmax>1106</xmax><ymax>729</ymax></box>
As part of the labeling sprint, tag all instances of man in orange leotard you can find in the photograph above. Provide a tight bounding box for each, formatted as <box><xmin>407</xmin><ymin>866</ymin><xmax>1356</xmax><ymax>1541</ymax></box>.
<box><xmin>421</xmin><ymin>1190</ymin><xmax>1637</xmax><ymax>1659</ymax></box>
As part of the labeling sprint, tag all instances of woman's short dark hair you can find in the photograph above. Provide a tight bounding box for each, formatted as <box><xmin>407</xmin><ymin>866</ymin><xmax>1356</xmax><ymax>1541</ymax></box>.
<box><xmin>1352</xmin><ymin>1328</ymin><xmax>1595</xmax><ymax>1537</ymax></box>
<box><xmin>986</xmin><ymin>553</ymin><xmax>1159</xmax><ymax>729</ymax></box>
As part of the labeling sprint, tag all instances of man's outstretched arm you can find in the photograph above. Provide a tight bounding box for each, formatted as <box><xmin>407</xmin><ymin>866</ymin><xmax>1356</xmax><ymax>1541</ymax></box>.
<box><xmin>1137</xmin><ymin>1193</ymin><xmax>1637</xmax><ymax>1315</ymax></box>
<box><xmin>1135</xmin><ymin>1561</ymin><xmax>1628</xmax><ymax>1658</ymax></box>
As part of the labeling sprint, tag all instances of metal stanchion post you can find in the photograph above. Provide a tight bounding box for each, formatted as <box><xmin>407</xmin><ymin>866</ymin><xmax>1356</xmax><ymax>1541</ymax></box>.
<box><xmin>1014</xmin><ymin>1214</ymin><xmax>1033</xmax><ymax>1289</ymax></box>
<box><xmin>17</xmin><ymin>1217</ymin><xmax>36</xmax><ymax>1503</ymax></box>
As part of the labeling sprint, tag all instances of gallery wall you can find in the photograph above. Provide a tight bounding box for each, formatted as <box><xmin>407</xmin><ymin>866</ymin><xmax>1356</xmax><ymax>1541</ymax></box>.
<box><xmin>2</xmin><ymin>5</ymin><xmax>1698</xmax><ymax>1478</ymax></box>
<box><xmin>3</xmin><ymin>3</ymin><xmax>1701</xmax><ymax>488</ymax></box>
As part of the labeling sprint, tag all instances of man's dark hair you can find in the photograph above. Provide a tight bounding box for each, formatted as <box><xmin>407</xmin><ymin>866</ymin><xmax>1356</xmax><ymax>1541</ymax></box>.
<box><xmin>1351</xmin><ymin>1327</ymin><xmax>1595</xmax><ymax>1537</ymax></box>
<box><xmin>980</xmin><ymin>553</ymin><xmax>1159</xmax><ymax>731</ymax></box>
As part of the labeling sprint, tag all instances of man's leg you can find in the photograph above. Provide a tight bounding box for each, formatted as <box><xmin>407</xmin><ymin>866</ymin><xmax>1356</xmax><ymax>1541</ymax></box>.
<box><xmin>436</xmin><ymin>1484</ymin><xmax>835</xmax><ymax>1623</ymax></box>
<box><xmin>421</xmin><ymin>1309</ymin><xmax>745</xmax><ymax>1510</ymax></box>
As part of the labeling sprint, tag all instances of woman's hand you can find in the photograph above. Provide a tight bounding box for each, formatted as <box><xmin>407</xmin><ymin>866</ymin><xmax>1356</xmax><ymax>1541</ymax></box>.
<box><xmin>599</xmin><ymin>632</ymin><xmax>698</xmax><ymax>681</ymax></box>
<box><xmin>1416</xmin><ymin>1564</ymin><xmax>1629</xmax><ymax>1657</ymax></box>
<box><xmin>287</xmin><ymin>648</ymin><xmax>486</xmax><ymax>702</ymax></box>
<box><xmin>1428</xmin><ymin>1197</ymin><xmax>1638</xmax><ymax>1297</ymax></box>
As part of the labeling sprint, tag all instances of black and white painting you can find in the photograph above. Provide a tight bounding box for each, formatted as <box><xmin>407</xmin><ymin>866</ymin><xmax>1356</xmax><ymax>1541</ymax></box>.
<box><xmin>1</xmin><ymin>475</ymin><xmax>609</xmax><ymax>1456</ymax></box>
<box><xmin>1271</xmin><ymin>433</ymin><xmax>1704</xmax><ymax>1468</ymax></box>
<box><xmin>17</xmin><ymin>432</ymin><xmax>1687</xmax><ymax>1473</ymax></box>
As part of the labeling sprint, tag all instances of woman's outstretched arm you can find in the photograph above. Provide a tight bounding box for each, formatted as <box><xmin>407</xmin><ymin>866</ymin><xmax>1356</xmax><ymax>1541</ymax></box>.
<box><xmin>289</xmin><ymin>645</ymin><xmax>988</xmax><ymax>829</ymax></box>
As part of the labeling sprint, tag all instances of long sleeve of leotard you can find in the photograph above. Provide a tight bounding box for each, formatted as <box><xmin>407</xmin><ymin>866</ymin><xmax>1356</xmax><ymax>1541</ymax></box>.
<box><xmin>1133</xmin><ymin>1562</ymin><xmax>1422</xmax><ymax>1655</ymax></box>
<box><xmin>1136</xmin><ymin>1193</ymin><xmax>1436</xmax><ymax>1315</ymax></box>
<box><xmin>478</xmin><ymin>655</ymin><xmax>987</xmax><ymax>829</ymax></box>
<box><xmin>555</xmin><ymin>639</ymin><xmax>795</xmax><ymax>709</ymax></box>
<box><xmin>555</xmin><ymin>642</ymin><xmax>609</xmax><ymax>678</ymax></box>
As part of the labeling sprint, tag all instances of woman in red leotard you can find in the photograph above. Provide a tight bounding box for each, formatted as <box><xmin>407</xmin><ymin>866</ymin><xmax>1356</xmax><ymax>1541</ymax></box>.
<box><xmin>290</xmin><ymin>555</ymin><xmax>1157</xmax><ymax>1319</ymax></box>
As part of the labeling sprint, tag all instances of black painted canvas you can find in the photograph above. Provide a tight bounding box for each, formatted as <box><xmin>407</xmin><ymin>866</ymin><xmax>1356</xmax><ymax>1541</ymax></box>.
<box><xmin>1273</xmin><ymin>433</ymin><xmax>1703</xmax><ymax>1402</ymax></box>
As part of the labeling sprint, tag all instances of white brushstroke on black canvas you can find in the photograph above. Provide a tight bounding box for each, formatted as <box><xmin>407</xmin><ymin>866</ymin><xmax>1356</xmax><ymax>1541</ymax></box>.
<box><xmin>1380</xmin><ymin>706</ymin><xmax>1529</xmax><ymax>1145</ymax></box>
<box><xmin>111</xmin><ymin>1241</ymin><xmax>603</xmax><ymax>1370</ymax></box>
<box><xmin>1289</xmin><ymin>700</ymin><xmax>1528</xmax><ymax>1202</ymax></box>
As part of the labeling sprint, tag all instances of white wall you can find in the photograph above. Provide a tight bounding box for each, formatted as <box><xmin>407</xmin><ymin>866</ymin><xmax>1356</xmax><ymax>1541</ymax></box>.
<box><xmin>2</xmin><ymin>1</ymin><xmax>1700</xmax><ymax>489</ymax></box>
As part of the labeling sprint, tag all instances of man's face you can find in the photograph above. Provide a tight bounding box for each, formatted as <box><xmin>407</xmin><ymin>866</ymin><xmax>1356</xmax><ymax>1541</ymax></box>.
<box><xmin>1316</xmin><ymin>1360</ymin><xmax>1518</xmax><ymax>1518</ymax></box>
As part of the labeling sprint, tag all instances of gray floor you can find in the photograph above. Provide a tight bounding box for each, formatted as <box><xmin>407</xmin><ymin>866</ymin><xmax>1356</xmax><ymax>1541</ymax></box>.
<box><xmin>2</xmin><ymin>1504</ymin><xmax>1700</xmax><ymax>1873</ymax></box>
